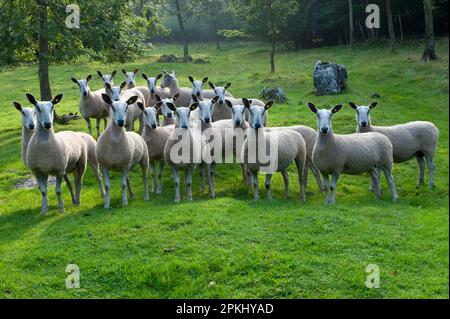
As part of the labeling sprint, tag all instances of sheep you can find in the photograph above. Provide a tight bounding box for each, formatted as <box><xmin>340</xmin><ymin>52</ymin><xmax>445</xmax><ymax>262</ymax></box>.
<box><xmin>138</xmin><ymin>103</ymin><xmax>174</xmax><ymax>194</ymax></box>
<box><xmin>25</xmin><ymin>93</ymin><xmax>88</xmax><ymax>214</ymax></box>
<box><xmin>154</xmin><ymin>93</ymin><xmax>180</xmax><ymax>126</ymax></box>
<box><xmin>122</xmin><ymin>68</ymin><xmax>151</xmax><ymax>105</ymax></box>
<box><xmin>160</xmin><ymin>70</ymin><xmax>193</xmax><ymax>107</ymax></box>
<box><xmin>141</xmin><ymin>72</ymin><xmax>170</xmax><ymax>120</ymax></box>
<box><xmin>163</xmin><ymin>102</ymin><xmax>214</xmax><ymax>202</ymax></box>
<box><xmin>106</xmin><ymin>82</ymin><xmax>145</xmax><ymax>133</ymax></box>
<box><xmin>14</xmin><ymin>101</ymin><xmax>105</xmax><ymax>200</ymax></box>
<box><xmin>96</xmin><ymin>70</ymin><xmax>117</xmax><ymax>97</ymax></box>
<box><xmin>241</xmin><ymin>99</ymin><xmax>307</xmax><ymax>201</ymax></box>
<box><xmin>191</xmin><ymin>94</ymin><xmax>234</xmax><ymax>193</ymax></box>
<box><xmin>349</xmin><ymin>101</ymin><xmax>439</xmax><ymax>189</ymax></box>
<box><xmin>307</xmin><ymin>102</ymin><xmax>398</xmax><ymax>204</ymax></box>
<box><xmin>71</xmin><ymin>75</ymin><xmax>109</xmax><ymax>138</ymax></box>
<box><xmin>227</xmin><ymin>99</ymin><xmax>324</xmax><ymax>192</ymax></box>
<box><xmin>188</xmin><ymin>76</ymin><xmax>233</xmax><ymax>101</ymax></box>
<box><xmin>97</xmin><ymin>94</ymin><xmax>149</xmax><ymax>208</ymax></box>
<box><xmin>212</xmin><ymin>82</ymin><xmax>267</xmax><ymax>125</ymax></box>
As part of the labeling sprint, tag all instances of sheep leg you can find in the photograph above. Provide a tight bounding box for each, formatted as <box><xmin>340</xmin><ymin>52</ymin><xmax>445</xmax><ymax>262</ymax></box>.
<box><xmin>121</xmin><ymin>168</ymin><xmax>130</xmax><ymax>206</ymax></box>
<box><xmin>73</xmin><ymin>168</ymin><xmax>83</xmax><ymax>207</ymax></box>
<box><xmin>95</xmin><ymin>117</ymin><xmax>101</xmax><ymax>139</ymax></box>
<box><xmin>91</xmin><ymin>163</ymin><xmax>105</xmax><ymax>198</ymax></box>
<box><xmin>156</xmin><ymin>160</ymin><xmax>164</xmax><ymax>194</ymax></box>
<box><xmin>185</xmin><ymin>168</ymin><xmax>193</xmax><ymax>201</ymax></box>
<box><xmin>416</xmin><ymin>155</ymin><xmax>426</xmax><ymax>186</ymax></box>
<box><xmin>295</xmin><ymin>157</ymin><xmax>306</xmax><ymax>202</ymax></box>
<box><xmin>379</xmin><ymin>164</ymin><xmax>398</xmax><ymax>203</ymax></box>
<box><xmin>141</xmin><ymin>160</ymin><xmax>149</xmax><ymax>201</ymax></box>
<box><xmin>282</xmin><ymin>170</ymin><xmax>289</xmax><ymax>199</ymax></box>
<box><xmin>103</xmin><ymin>167</ymin><xmax>111</xmax><ymax>209</ymax></box>
<box><xmin>103</xmin><ymin>117</ymin><xmax>107</xmax><ymax>130</ymax></box>
<box><xmin>308</xmin><ymin>160</ymin><xmax>324</xmax><ymax>192</ymax></box>
<box><xmin>171</xmin><ymin>166</ymin><xmax>181</xmax><ymax>203</ymax></box>
<box><xmin>150</xmin><ymin>161</ymin><xmax>156</xmax><ymax>193</ymax></box>
<box><xmin>199</xmin><ymin>163</ymin><xmax>206</xmax><ymax>192</ymax></box>
<box><xmin>63</xmin><ymin>174</ymin><xmax>76</xmax><ymax>204</ymax></box>
<box><xmin>84</xmin><ymin>117</ymin><xmax>92</xmax><ymax>136</ymax></box>
<box><xmin>321</xmin><ymin>173</ymin><xmax>330</xmax><ymax>204</ymax></box>
<box><xmin>126</xmin><ymin>176</ymin><xmax>134</xmax><ymax>199</ymax></box>
<box><xmin>36</xmin><ymin>173</ymin><xmax>49</xmax><ymax>215</ymax></box>
<box><xmin>425</xmin><ymin>155</ymin><xmax>435</xmax><ymax>189</ymax></box>
<box><xmin>251</xmin><ymin>170</ymin><xmax>259</xmax><ymax>201</ymax></box>
<box><xmin>208</xmin><ymin>162</ymin><xmax>216</xmax><ymax>198</ymax></box>
<box><xmin>370</xmin><ymin>168</ymin><xmax>381</xmax><ymax>199</ymax></box>
<box><xmin>240</xmin><ymin>163</ymin><xmax>247</xmax><ymax>184</ymax></box>
<box><xmin>55</xmin><ymin>175</ymin><xmax>65</xmax><ymax>213</ymax></box>
<box><xmin>330</xmin><ymin>172</ymin><xmax>340</xmax><ymax>204</ymax></box>
<box><xmin>265</xmin><ymin>173</ymin><xmax>273</xmax><ymax>200</ymax></box>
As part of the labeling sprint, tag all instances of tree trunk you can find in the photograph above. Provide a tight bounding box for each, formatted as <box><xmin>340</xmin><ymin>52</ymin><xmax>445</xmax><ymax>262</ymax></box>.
<box><xmin>422</xmin><ymin>0</ymin><xmax>436</xmax><ymax>61</ymax></box>
<box><xmin>38</xmin><ymin>0</ymin><xmax>52</xmax><ymax>101</ymax></box>
<box><xmin>174</xmin><ymin>0</ymin><xmax>189</xmax><ymax>62</ymax></box>
<box><xmin>398</xmin><ymin>15</ymin><xmax>404</xmax><ymax>41</ymax></box>
<box><xmin>358</xmin><ymin>19</ymin><xmax>367</xmax><ymax>42</ymax></box>
<box><xmin>348</xmin><ymin>0</ymin><xmax>354</xmax><ymax>48</ymax></box>
<box><xmin>270</xmin><ymin>35</ymin><xmax>276</xmax><ymax>73</ymax></box>
<box><xmin>386</xmin><ymin>0</ymin><xmax>395</xmax><ymax>52</ymax></box>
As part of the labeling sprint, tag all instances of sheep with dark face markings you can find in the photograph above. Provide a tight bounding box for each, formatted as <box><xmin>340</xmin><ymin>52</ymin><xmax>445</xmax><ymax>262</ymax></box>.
<box><xmin>308</xmin><ymin>102</ymin><xmax>398</xmax><ymax>204</ymax></box>
<box><xmin>349</xmin><ymin>101</ymin><xmax>439</xmax><ymax>189</ymax></box>
<box><xmin>97</xmin><ymin>70</ymin><xmax>117</xmax><ymax>97</ymax></box>
<box><xmin>97</xmin><ymin>94</ymin><xmax>149</xmax><ymax>209</ymax></box>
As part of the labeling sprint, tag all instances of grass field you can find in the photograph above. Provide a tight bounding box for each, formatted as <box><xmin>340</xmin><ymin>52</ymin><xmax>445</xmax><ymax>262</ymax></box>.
<box><xmin>0</xmin><ymin>39</ymin><xmax>448</xmax><ymax>298</ymax></box>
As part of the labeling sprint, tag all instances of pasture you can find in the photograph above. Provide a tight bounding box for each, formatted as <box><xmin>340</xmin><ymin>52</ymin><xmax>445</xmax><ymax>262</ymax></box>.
<box><xmin>0</xmin><ymin>39</ymin><xmax>448</xmax><ymax>298</ymax></box>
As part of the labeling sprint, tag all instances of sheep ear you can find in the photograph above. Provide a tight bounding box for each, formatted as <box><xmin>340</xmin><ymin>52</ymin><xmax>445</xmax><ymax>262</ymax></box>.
<box><xmin>96</xmin><ymin>70</ymin><xmax>103</xmax><ymax>78</ymax></box>
<box><xmin>156</xmin><ymin>74</ymin><xmax>162</xmax><ymax>80</ymax></box>
<box><xmin>172</xmin><ymin>70</ymin><xmax>176</xmax><ymax>76</ymax></box>
<box><xmin>188</xmin><ymin>76</ymin><xmax>194</xmax><ymax>83</ymax></box>
<box><xmin>155</xmin><ymin>94</ymin><xmax>162</xmax><ymax>102</ymax></box>
<box><xmin>86</xmin><ymin>74</ymin><xmax>92</xmax><ymax>82</ymax></box>
<box><xmin>331</xmin><ymin>104</ymin><xmax>343</xmax><ymax>114</ymax></box>
<box><xmin>52</xmin><ymin>94</ymin><xmax>63</xmax><ymax>105</ymax></box>
<box><xmin>202</xmin><ymin>77</ymin><xmax>209</xmax><ymax>84</ymax></box>
<box><xmin>121</xmin><ymin>69</ymin><xmax>127</xmax><ymax>75</ymax></box>
<box><xmin>208</xmin><ymin>82</ymin><xmax>215</xmax><ymax>89</ymax></box>
<box><xmin>173</xmin><ymin>93</ymin><xmax>180</xmax><ymax>101</ymax></box>
<box><xmin>242</xmin><ymin>98</ymin><xmax>251</xmax><ymax>108</ymax></box>
<box><xmin>307</xmin><ymin>102</ymin><xmax>318</xmax><ymax>113</ymax></box>
<box><xmin>26</xmin><ymin>93</ymin><xmax>38</xmax><ymax>106</ymax></box>
<box><xmin>191</xmin><ymin>94</ymin><xmax>199</xmax><ymax>103</ymax></box>
<box><xmin>211</xmin><ymin>95</ymin><xmax>219</xmax><ymax>104</ymax></box>
<box><xmin>369</xmin><ymin>101</ymin><xmax>378</xmax><ymax>109</ymax></box>
<box><xmin>137</xmin><ymin>102</ymin><xmax>145</xmax><ymax>111</ymax></box>
<box><xmin>190</xmin><ymin>102</ymin><xmax>199</xmax><ymax>111</ymax></box>
<box><xmin>120</xmin><ymin>82</ymin><xmax>127</xmax><ymax>90</ymax></box>
<box><xmin>162</xmin><ymin>69</ymin><xmax>167</xmax><ymax>74</ymax></box>
<box><xmin>155</xmin><ymin>102</ymin><xmax>163</xmax><ymax>109</ymax></box>
<box><xmin>224</xmin><ymin>82</ymin><xmax>231</xmax><ymax>89</ymax></box>
<box><xmin>142</xmin><ymin>73</ymin><xmax>148</xmax><ymax>80</ymax></box>
<box><xmin>133</xmin><ymin>68</ymin><xmax>139</xmax><ymax>74</ymax></box>
<box><xmin>71</xmin><ymin>77</ymin><xmax>79</xmax><ymax>85</ymax></box>
<box><xmin>349</xmin><ymin>102</ymin><xmax>358</xmax><ymax>110</ymax></box>
<box><xmin>265</xmin><ymin>101</ymin><xmax>274</xmax><ymax>110</ymax></box>
<box><xmin>111</xmin><ymin>70</ymin><xmax>117</xmax><ymax>77</ymax></box>
<box><xmin>225</xmin><ymin>100</ymin><xmax>233</xmax><ymax>108</ymax></box>
<box><xmin>126</xmin><ymin>96</ymin><xmax>138</xmax><ymax>105</ymax></box>
<box><xmin>167</xmin><ymin>102</ymin><xmax>176</xmax><ymax>112</ymax></box>
<box><xmin>101</xmin><ymin>93</ymin><xmax>112</xmax><ymax>105</ymax></box>
<box><xmin>13</xmin><ymin>101</ymin><xmax>23</xmax><ymax>112</ymax></box>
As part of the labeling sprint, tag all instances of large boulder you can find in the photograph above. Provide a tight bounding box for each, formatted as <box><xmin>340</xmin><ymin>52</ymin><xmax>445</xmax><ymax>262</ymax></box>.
<box><xmin>313</xmin><ymin>60</ymin><xmax>347</xmax><ymax>95</ymax></box>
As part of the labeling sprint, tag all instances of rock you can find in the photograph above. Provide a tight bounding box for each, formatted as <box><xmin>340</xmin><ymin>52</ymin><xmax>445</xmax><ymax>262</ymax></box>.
<box><xmin>313</xmin><ymin>60</ymin><xmax>347</xmax><ymax>95</ymax></box>
<box><xmin>260</xmin><ymin>87</ymin><xmax>286</xmax><ymax>103</ymax></box>
<box><xmin>194</xmin><ymin>58</ymin><xmax>209</xmax><ymax>64</ymax></box>
<box><xmin>15</xmin><ymin>176</ymin><xmax>56</xmax><ymax>189</ymax></box>
<box><xmin>158</xmin><ymin>54</ymin><xmax>179</xmax><ymax>63</ymax></box>
<box><xmin>371</xmin><ymin>92</ymin><xmax>381</xmax><ymax>98</ymax></box>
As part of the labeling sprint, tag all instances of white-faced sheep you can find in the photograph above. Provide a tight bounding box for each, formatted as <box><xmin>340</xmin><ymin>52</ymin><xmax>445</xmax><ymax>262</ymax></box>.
<box><xmin>25</xmin><ymin>93</ymin><xmax>89</xmax><ymax>214</ymax></box>
<box><xmin>141</xmin><ymin>72</ymin><xmax>170</xmax><ymax>122</ymax></box>
<box><xmin>349</xmin><ymin>101</ymin><xmax>439</xmax><ymax>189</ymax></box>
<box><xmin>139</xmin><ymin>103</ymin><xmax>174</xmax><ymax>194</ymax></box>
<box><xmin>122</xmin><ymin>68</ymin><xmax>151</xmax><ymax>105</ymax></box>
<box><xmin>160</xmin><ymin>70</ymin><xmax>194</xmax><ymax>107</ymax></box>
<box><xmin>97</xmin><ymin>70</ymin><xmax>117</xmax><ymax>97</ymax></box>
<box><xmin>308</xmin><ymin>102</ymin><xmax>398</xmax><ymax>204</ymax></box>
<box><xmin>227</xmin><ymin>99</ymin><xmax>324</xmax><ymax>191</ymax></box>
<box><xmin>163</xmin><ymin>102</ymin><xmax>214</xmax><ymax>202</ymax></box>
<box><xmin>189</xmin><ymin>76</ymin><xmax>233</xmax><ymax>101</ymax></box>
<box><xmin>212</xmin><ymin>82</ymin><xmax>267</xmax><ymax>125</ymax></box>
<box><xmin>71</xmin><ymin>75</ymin><xmax>109</xmax><ymax>138</ymax></box>
<box><xmin>97</xmin><ymin>94</ymin><xmax>149</xmax><ymax>208</ymax></box>
<box><xmin>241</xmin><ymin>99</ymin><xmax>307</xmax><ymax>201</ymax></box>
<box><xmin>154</xmin><ymin>93</ymin><xmax>180</xmax><ymax>127</ymax></box>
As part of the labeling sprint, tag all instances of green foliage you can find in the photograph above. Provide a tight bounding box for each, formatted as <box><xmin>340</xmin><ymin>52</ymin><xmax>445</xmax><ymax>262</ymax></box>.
<box><xmin>0</xmin><ymin>39</ymin><xmax>448</xmax><ymax>298</ymax></box>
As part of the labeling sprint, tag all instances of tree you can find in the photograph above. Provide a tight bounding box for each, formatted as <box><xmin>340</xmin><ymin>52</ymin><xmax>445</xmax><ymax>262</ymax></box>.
<box><xmin>348</xmin><ymin>0</ymin><xmax>354</xmax><ymax>48</ymax></box>
<box><xmin>422</xmin><ymin>0</ymin><xmax>436</xmax><ymax>61</ymax></box>
<box><xmin>38</xmin><ymin>0</ymin><xmax>52</xmax><ymax>101</ymax></box>
<box><xmin>386</xmin><ymin>0</ymin><xmax>395</xmax><ymax>52</ymax></box>
<box><xmin>229</xmin><ymin>0</ymin><xmax>298</xmax><ymax>73</ymax></box>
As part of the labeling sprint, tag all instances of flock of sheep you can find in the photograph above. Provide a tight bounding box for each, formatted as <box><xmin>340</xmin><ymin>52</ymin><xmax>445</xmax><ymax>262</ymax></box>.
<box><xmin>13</xmin><ymin>68</ymin><xmax>439</xmax><ymax>214</ymax></box>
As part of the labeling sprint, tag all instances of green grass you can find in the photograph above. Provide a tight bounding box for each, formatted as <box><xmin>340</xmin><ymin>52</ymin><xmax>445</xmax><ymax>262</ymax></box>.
<box><xmin>0</xmin><ymin>39</ymin><xmax>448</xmax><ymax>298</ymax></box>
